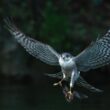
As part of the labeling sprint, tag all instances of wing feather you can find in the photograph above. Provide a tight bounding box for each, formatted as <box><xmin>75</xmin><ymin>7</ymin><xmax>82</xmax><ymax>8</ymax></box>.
<box><xmin>4</xmin><ymin>19</ymin><xmax>60</xmax><ymax>65</ymax></box>
<box><xmin>75</xmin><ymin>30</ymin><xmax>110</xmax><ymax>71</ymax></box>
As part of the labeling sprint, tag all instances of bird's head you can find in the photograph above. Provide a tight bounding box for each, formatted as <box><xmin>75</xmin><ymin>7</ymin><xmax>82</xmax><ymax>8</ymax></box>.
<box><xmin>61</xmin><ymin>53</ymin><xmax>73</xmax><ymax>62</ymax></box>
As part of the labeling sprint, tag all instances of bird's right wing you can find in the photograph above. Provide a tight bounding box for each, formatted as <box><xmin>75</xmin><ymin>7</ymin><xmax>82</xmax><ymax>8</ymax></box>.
<box><xmin>4</xmin><ymin>19</ymin><xmax>60</xmax><ymax>66</ymax></box>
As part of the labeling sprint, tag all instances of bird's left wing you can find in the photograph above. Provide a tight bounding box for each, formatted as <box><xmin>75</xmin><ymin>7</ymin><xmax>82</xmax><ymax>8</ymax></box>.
<box><xmin>75</xmin><ymin>29</ymin><xmax>110</xmax><ymax>72</ymax></box>
<box><xmin>4</xmin><ymin>19</ymin><xmax>60</xmax><ymax>65</ymax></box>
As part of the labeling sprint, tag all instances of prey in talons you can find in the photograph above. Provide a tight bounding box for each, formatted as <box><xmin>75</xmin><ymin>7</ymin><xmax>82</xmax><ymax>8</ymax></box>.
<box><xmin>66</xmin><ymin>87</ymin><xmax>74</xmax><ymax>102</ymax></box>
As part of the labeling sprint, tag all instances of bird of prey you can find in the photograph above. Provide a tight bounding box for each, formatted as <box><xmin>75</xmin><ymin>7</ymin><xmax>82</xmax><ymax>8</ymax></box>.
<box><xmin>5</xmin><ymin>18</ymin><xmax>110</xmax><ymax>101</ymax></box>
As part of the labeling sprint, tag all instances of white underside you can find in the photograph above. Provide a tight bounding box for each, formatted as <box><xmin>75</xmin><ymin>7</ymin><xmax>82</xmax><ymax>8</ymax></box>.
<box><xmin>59</xmin><ymin>57</ymin><xmax>75</xmax><ymax>69</ymax></box>
<box><xmin>59</xmin><ymin>57</ymin><xmax>80</xmax><ymax>88</ymax></box>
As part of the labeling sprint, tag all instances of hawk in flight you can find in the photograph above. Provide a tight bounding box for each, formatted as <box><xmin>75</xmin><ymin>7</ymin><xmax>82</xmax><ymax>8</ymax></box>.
<box><xmin>5</xmin><ymin>19</ymin><xmax>109</xmax><ymax>101</ymax></box>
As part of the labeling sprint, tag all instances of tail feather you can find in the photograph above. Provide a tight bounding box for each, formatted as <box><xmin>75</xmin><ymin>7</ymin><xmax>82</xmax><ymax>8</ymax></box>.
<box><xmin>45</xmin><ymin>72</ymin><xmax>64</xmax><ymax>80</ymax></box>
<box><xmin>77</xmin><ymin>76</ymin><xmax>103</xmax><ymax>93</ymax></box>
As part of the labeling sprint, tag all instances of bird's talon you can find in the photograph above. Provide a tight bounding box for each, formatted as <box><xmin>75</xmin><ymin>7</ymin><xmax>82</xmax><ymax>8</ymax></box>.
<box><xmin>68</xmin><ymin>91</ymin><xmax>72</xmax><ymax>95</ymax></box>
<box><xmin>59</xmin><ymin>82</ymin><xmax>62</xmax><ymax>86</ymax></box>
<box><xmin>53</xmin><ymin>81</ymin><xmax>62</xmax><ymax>87</ymax></box>
<box><xmin>65</xmin><ymin>90</ymin><xmax>73</xmax><ymax>102</ymax></box>
<box><xmin>53</xmin><ymin>83</ymin><xmax>59</xmax><ymax>86</ymax></box>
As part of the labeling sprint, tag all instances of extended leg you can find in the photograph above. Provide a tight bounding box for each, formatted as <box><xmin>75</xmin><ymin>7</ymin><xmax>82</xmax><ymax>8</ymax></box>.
<box><xmin>65</xmin><ymin>87</ymin><xmax>74</xmax><ymax>102</ymax></box>
<box><xmin>53</xmin><ymin>73</ymin><xmax>66</xmax><ymax>87</ymax></box>
<box><xmin>66</xmin><ymin>69</ymin><xmax>80</xmax><ymax>100</ymax></box>
<box><xmin>66</xmin><ymin>74</ymin><xmax>75</xmax><ymax>100</ymax></box>
<box><xmin>66</xmin><ymin>87</ymin><xmax>73</xmax><ymax>100</ymax></box>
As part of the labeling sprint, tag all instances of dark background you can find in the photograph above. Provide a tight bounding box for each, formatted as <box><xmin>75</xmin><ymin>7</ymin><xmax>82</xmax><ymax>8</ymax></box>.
<box><xmin>0</xmin><ymin>0</ymin><xmax>110</xmax><ymax>110</ymax></box>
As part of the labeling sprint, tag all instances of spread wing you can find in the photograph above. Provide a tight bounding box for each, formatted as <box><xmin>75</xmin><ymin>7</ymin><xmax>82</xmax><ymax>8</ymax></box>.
<box><xmin>4</xmin><ymin>19</ymin><xmax>60</xmax><ymax>66</ymax></box>
<box><xmin>75</xmin><ymin>29</ymin><xmax>110</xmax><ymax>72</ymax></box>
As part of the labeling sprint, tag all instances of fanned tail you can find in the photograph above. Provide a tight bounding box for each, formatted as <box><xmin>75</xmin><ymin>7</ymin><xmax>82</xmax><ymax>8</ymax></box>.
<box><xmin>77</xmin><ymin>76</ymin><xmax>103</xmax><ymax>93</ymax></box>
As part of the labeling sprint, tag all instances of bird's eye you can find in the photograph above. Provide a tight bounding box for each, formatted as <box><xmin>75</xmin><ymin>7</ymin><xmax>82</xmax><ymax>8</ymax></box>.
<box><xmin>66</xmin><ymin>55</ymin><xmax>69</xmax><ymax>57</ymax></box>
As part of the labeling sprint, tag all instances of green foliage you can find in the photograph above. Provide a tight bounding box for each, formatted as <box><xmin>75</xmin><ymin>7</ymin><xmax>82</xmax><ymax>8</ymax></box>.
<box><xmin>40</xmin><ymin>1</ymin><xmax>69</xmax><ymax>48</ymax></box>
